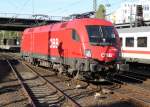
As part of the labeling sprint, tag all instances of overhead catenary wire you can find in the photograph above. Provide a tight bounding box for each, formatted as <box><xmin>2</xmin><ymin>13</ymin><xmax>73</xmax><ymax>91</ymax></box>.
<box><xmin>6</xmin><ymin>0</ymin><xmax>36</xmax><ymax>23</ymax></box>
<box><xmin>15</xmin><ymin>0</ymin><xmax>31</xmax><ymax>16</ymax></box>
<box><xmin>1</xmin><ymin>0</ymin><xmax>124</xmax><ymax>21</ymax></box>
<box><xmin>54</xmin><ymin>0</ymin><xmax>95</xmax><ymax>16</ymax></box>
<box><xmin>5</xmin><ymin>0</ymin><xmax>34</xmax><ymax>17</ymax></box>
<box><xmin>47</xmin><ymin>0</ymin><xmax>82</xmax><ymax>12</ymax></box>
<box><xmin>104</xmin><ymin>0</ymin><xmax>124</xmax><ymax>16</ymax></box>
<box><xmin>5</xmin><ymin>0</ymin><xmax>34</xmax><ymax>24</ymax></box>
<box><xmin>45</xmin><ymin>0</ymin><xmax>84</xmax><ymax>15</ymax></box>
<box><xmin>5</xmin><ymin>0</ymin><xmax>19</xmax><ymax>9</ymax></box>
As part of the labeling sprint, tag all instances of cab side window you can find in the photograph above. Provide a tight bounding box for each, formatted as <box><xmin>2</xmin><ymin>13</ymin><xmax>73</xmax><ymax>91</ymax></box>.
<box><xmin>72</xmin><ymin>29</ymin><xmax>80</xmax><ymax>41</ymax></box>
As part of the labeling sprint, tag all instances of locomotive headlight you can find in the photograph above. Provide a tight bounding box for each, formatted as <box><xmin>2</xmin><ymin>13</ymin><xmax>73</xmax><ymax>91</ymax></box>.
<box><xmin>84</xmin><ymin>49</ymin><xmax>92</xmax><ymax>58</ymax></box>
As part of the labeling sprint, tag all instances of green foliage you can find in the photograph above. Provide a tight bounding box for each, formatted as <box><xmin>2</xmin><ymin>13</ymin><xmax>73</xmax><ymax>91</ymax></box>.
<box><xmin>96</xmin><ymin>4</ymin><xmax>106</xmax><ymax>19</ymax></box>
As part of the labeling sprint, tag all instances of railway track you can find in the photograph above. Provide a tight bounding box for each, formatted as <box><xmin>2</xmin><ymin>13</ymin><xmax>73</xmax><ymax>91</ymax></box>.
<box><xmin>3</xmin><ymin>53</ymin><xmax>150</xmax><ymax>107</ymax></box>
<box><xmin>100</xmin><ymin>83</ymin><xmax>150</xmax><ymax>107</ymax></box>
<box><xmin>115</xmin><ymin>84</ymin><xmax>150</xmax><ymax>107</ymax></box>
<box><xmin>0</xmin><ymin>54</ymin><xmax>30</xmax><ymax>107</ymax></box>
<box><xmin>106</xmin><ymin>73</ymin><xmax>150</xmax><ymax>107</ymax></box>
<box><xmin>23</xmin><ymin>59</ymin><xmax>150</xmax><ymax>107</ymax></box>
<box><xmin>6</xmin><ymin>60</ymin><xmax>37</xmax><ymax>107</ymax></box>
<box><xmin>7</xmin><ymin>59</ymin><xmax>81</xmax><ymax>107</ymax></box>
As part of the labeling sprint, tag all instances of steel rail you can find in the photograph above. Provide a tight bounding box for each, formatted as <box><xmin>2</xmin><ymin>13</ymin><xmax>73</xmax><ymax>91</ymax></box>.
<box><xmin>115</xmin><ymin>74</ymin><xmax>144</xmax><ymax>82</ymax></box>
<box><xmin>22</xmin><ymin>61</ymin><xmax>81</xmax><ymax>107</ymax></box>
<box><xmin>6</xmin><ymin>60</ymin><xmax>37</xmax><ymax>107</ymax></box>
<box><xmin>116</xmin><ymin>90</ymin><xmax>150</xmax><ymax>107</ymax></box>
<box><xmin>111</xmin><ymin>77</ymin><xmax>150</xmax><ymax>106</ymax></box>
<box><xmin>9</xmin><ymin>53</ymin><xmax>150</xmax><ymax>106</ymax></box>
<box><xmin>123</xmin><ymin>71</ymin><xmax>150</xmax><ymax>78</ymax></box>
<box><xmin>5</xmin><ymin>54</ymin><xmax>81</xmax><ymax>106</ymax></box>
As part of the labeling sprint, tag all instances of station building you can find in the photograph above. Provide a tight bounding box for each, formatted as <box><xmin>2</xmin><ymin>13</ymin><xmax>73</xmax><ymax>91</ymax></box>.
<box><xmin>106</xmin><ymin>0</ymin><xmax>150</xmax><ymax>24</ymax></box>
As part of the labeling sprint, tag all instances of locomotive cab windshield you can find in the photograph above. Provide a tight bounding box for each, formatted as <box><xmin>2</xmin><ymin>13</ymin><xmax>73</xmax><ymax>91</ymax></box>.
<box><xmin>86</xmin><ymin>25</ymin><xmax>117</xmax><ymax>46</ymax></box>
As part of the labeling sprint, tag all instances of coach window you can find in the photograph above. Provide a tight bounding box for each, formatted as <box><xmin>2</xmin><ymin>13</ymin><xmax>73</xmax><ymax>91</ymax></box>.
<box><xmin>137</xmin><ymin>37</ymin><xmax>147</xmax><ymax>47</ymax></box>
<box><xmin>72</xmin><ymin>29</ymin><xmax>80</xmax><ymax>41</ymax></box>
<box><xmin>126</xmin><ymin>37</ymin><xmax>134</xmax><ymax>47</ymax></box>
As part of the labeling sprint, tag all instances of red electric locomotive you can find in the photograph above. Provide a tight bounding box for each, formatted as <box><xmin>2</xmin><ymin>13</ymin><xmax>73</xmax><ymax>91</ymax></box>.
<box><xmin>21</xmin><ymin>18</ymin><xmax>127</xmax><ymax>80</ymax></box>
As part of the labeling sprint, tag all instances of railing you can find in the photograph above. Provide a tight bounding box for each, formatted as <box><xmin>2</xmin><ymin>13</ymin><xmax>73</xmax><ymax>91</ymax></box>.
<box><xmin>0</xmin><ymin>12</ymin><xmax>63</xmax><ymax>21</ymax></box>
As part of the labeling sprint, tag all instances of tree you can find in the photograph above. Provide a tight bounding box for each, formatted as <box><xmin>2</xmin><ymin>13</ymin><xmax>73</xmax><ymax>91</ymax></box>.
<box><xmin>95</xmin><ymin>4</ymin><xmax>106</xmax><ymax>19</ymax></box>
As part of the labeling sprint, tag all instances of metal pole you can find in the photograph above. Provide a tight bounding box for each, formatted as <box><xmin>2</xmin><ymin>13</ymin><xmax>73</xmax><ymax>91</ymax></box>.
<box><xmin>2</xmin><ymin>31</ymin><xmax>4</xmax><ymax>40</ymax></box>
<box><xmin>32</xmin><ymin>0</ymin><xmax>34</xmax><ymax>14</ymax></box>
<box><xmin>130</xmin><ymin>4</ymin><xmax>133</xmax><ymax>28</ymax></box>
<box><xmin>93</xmin><ymin>0</ymin><xmax>97</xmax><ymax>12</ymax></box>
<box><xmin>2</xmin><ymin>31</ymin><xmax>5</xmax><ymax>45</ymax></box>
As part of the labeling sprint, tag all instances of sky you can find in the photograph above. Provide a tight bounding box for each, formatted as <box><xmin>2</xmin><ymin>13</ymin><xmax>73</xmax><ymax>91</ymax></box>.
<box><xmin>0</xmin><ymin>0</ymin><xmax>123</xmax><ymax>17</ymax></box>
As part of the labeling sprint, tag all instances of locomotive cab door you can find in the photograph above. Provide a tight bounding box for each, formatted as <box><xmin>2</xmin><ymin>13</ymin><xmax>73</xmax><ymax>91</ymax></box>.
<box><xmin>63</xmin><ymin>29</ymin><xmax>83</xmax><ymax>69</ymax></box>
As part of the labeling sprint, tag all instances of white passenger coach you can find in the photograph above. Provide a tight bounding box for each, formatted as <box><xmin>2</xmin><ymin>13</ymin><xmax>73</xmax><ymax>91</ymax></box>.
<box><xmin>117</xmin><ymin>27</ymin><xmax>150</xmax><ymax>64</ymax></box>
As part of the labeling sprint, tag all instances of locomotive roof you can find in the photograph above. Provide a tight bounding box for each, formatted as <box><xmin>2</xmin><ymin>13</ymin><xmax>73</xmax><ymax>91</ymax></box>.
<box><xmin>117</xmin><ymin>26</ymin><xmax>150</xmax><ymax>33</ymax></box>
<box><xmin>24</xmin><ymin>18</ymin><xmax>113</xmax><ymax>33</ymax></box>
<box><xmin>70</xmin><ymin>18</ymin><xmax>113</xmax><ymax>25</ymax></box>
